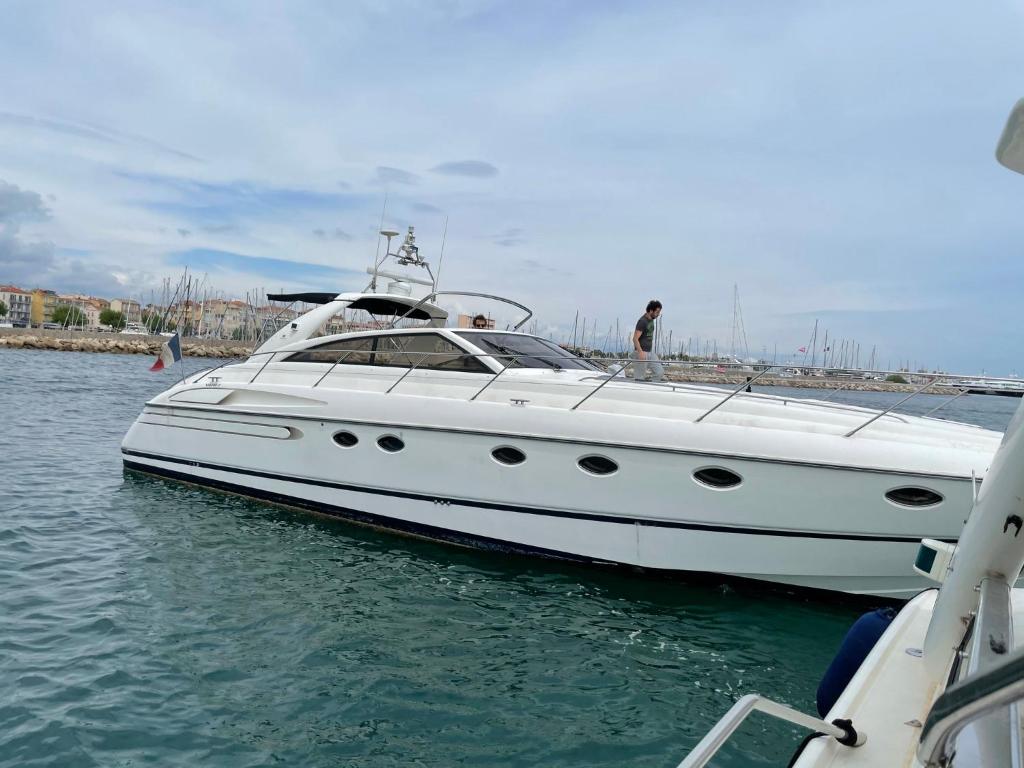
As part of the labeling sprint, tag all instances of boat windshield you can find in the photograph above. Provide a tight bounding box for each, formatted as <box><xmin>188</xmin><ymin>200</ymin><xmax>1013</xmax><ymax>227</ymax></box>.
<box><xmin>454</xmin><ymin>332</ymin><xmax>599</xmax><ymax>371</ymax></box>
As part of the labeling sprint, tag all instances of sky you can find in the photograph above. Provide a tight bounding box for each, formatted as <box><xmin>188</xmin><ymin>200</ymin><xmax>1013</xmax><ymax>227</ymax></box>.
<box><xmin>1</xmin><ymin>0</ymin><xmax>1023</xmax><ymax>373</ymax></box>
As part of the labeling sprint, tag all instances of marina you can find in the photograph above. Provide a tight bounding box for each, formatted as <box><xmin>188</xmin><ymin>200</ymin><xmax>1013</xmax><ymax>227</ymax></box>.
<box><xmin>4</xmin><ymin>3</ymin><xmax>1024</xmax><ymax>766</ymax></box>
<box><xmin>0</xmin><ymin>346</ymin><xmax>1019</xmax><ymax>766</ymax></box>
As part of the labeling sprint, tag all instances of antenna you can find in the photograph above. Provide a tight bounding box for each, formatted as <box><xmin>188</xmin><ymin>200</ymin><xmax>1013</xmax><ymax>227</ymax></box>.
<box><xmin>371</xmin><ymin>227</ymin><xmax>400</xmax><ymax>292</ymax></box>
<box><xmin>434</xmin><ymin>216</ymin><xmax>449</xmax><ymax>292</ymax></box>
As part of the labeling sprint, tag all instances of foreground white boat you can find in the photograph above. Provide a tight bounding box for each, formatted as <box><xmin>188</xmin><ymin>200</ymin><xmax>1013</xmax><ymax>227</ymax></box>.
<box><xmin>122</xmin><ymin>233</ymin><xmax>1002</xmax><ymax>599</ymax></box>
<box><xmin>678</xmin><ymin>97</ymin><xmax>1024</xmax><ymax>768</ymax></box>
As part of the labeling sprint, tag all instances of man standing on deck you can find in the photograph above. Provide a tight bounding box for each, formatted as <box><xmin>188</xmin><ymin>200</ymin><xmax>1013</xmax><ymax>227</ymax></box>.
<box><xmin>633</xmin><ymin>300</ymin><xmax>663</xmax><ymax>382</ymax></box>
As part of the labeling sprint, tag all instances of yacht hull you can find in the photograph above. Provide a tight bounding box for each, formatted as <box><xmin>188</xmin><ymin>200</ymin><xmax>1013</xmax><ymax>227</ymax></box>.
<box><xmin>121</xmin><ymin>402</ymin><xmax>978</xmax><ymax>599</ymax></box>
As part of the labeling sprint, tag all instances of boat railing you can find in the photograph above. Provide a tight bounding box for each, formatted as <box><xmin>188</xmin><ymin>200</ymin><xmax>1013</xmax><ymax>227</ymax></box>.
<box><xmin>188</xmin><ymin>350</ymin><xmax>1017</xmax><ymax>436</ymax></box>
<box><xmin>673</xmin><ymin>694</ymin><xmax>866</xmax><ymax>768</ymax></box>
<box><xmin>917</xmin><ymin>639</ymin><xmax>1024</xmax><ymax>767</ymax></box>
<box><xmin>388</xmin><ymin>290</ymin><xmax>534</xmax><ymax>330</ymax></box>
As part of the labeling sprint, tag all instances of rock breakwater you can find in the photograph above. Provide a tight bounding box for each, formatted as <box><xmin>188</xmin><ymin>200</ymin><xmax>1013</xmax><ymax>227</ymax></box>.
<box><xmin>0</xmin><ymin>330</ymin><xmax>248</xmax><ymax>358</ymax></box>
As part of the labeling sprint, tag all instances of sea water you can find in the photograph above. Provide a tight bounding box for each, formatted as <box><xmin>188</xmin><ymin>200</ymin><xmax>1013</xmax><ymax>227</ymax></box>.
<box><xmin>0</xmin><ymin>349</ymin><xmax>1016</xmax><ymax>767</ymax></box>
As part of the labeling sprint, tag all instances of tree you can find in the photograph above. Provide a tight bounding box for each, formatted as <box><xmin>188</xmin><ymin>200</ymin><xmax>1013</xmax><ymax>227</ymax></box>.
<box><xmin>0</xmin><ymin>300</ymin><xmax>7</xmax><ymax>317</ymax></box>
<box><xmin>885</xmin><ymin>374</ymin><xmax>908</xmax><ymax>384</ymax></box>
<box><xmin>52</xmin><ymin>305</ymin><xmax>88</xmax><ymax>327</ymax></box>
<box><xmin>100</xmin><ymin>308</ymin><xmax>126</xmax><ymax>329</ymax></box>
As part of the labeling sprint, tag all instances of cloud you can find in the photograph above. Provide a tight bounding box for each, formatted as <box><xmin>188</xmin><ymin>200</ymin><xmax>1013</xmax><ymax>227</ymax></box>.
<box><xmin>177</xmin><ymin>228</ymin><xmax>191</xmax><ymax>238</ymax></box>
<box><xmin>0</xmin><ymin>110</ymin><xmax>201</xmax><ymax>162</ymax></box>
<box><xmin>374</xmin><ymin>166</ymin><xmax>419</xmax><ymax>185</ymax></box>
<box><xmin>493</xmin><ymin>227</ymin><xmax>525</xmax><ymax>247</ymax></box>
<box><xmin>0</xmin><ymin>182</ymin><xmax>138</xmax><ymax>297</ymax></box>
<box><xmin>429</xmin><ymin>160</ymin><xmax>499</xmax><ymax>178</ymax></box>
<box><xmin>166</xmin><ymin>248</ymin><xmax>364</xmax><ymax>284</ymax></box>
<box><xmin>312</xmin><ymin>227</ymin><xmax>352</xmax><ymax>241</ymax></box>
<box><xmin>0</xmin><ymin>179</ymin><xmax>51</xmax><ymax>224</ymax></box>
<box><xmin>409</xmin><ymin>201</ymin><xmax>443</xmax><ymax>214</ymax></box>
<box><xmin>116</xmin><ymin>171</ymin><xmax>366</xmax><ymax>225</ymax></box>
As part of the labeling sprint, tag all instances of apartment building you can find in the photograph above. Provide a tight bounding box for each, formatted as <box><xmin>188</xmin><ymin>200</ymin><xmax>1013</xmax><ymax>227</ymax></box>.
<box><xmin>0</xmin><ymin>285</ymin><xmax>32</xmax><ymax>324</ymax></box>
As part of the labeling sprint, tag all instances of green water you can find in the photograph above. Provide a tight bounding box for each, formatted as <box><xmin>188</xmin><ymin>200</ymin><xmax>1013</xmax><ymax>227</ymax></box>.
<box><xmin>1</xmin><ymin>349</ymin><xmax>1016</xmax><ymax>767</ymax></box>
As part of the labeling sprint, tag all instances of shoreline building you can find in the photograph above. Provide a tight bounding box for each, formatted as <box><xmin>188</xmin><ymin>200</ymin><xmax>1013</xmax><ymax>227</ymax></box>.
<box><xmin>0</xmin><ymin>285</ymin><xmax>32</xmax><ymax>324</ymax></box>
<box><xmin>30</xmin><ymin>289</ymin><xmax>58</xmax><ymax>325</ymax></box>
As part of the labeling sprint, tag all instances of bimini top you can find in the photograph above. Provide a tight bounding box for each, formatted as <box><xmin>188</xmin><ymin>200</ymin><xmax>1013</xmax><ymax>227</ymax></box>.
<box><xmin>266</xmin><ymin>292</ymin><xmax>437</xmax><ymax>321</ymax></box>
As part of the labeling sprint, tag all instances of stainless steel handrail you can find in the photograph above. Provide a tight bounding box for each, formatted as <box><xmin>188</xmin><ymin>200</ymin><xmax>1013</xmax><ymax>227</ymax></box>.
<box><xmin>922</xmin><ymin>388</ymin><xmax>969</xmax><ymax>419</ymax></box>
<box><xmin>693</xmin><ymin>366</ymin><xmax>777</xmax><ymax>423</ymax></box>
<box><xmin>844</xmin><ymin>377</ymin><xmax>939</xmax><ymax>438</ymax></box>
<box><xmin>385</xmin><ymin>352</ymin><xmax>431</xmax><ymax>394</ymax></box>
<box><xmin>675</xmin><ymin>694</ymin><xmax>866</xmax><ymax>768</ymax></box>
<box><xmin>570</xmin><ymin>366</ymin><xmax>632</xmax><ymax>411</ymax></box>
<box><xmin>918</xmin><ymin>643</ymin><xmax>1024</xmax><ymax>767</ymax></box>
<box><xmin>312</xmin><ymin>349</ymin><xmax>357</xmax><ymax>388</ymax></box>
<box><xmin>182</xmin><ymin>345</ymin><xmax>1003</xmax><ymax>436</ymax></box>
<box><xmin>388</xmin><ymin>290</ymin><xmax>534</xmax><ymax>330</ymax></box>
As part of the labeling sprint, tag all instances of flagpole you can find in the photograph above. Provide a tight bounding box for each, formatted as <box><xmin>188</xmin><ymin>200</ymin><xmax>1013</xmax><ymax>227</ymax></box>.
<box><xmin>177</xmin><ymin>332</ymin><xmax>186</xmax><ymax>384</ymax></box>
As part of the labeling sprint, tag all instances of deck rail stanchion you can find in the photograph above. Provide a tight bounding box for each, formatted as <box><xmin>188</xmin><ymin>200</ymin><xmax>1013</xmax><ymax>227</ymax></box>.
<box><xmin>248</xmin><ymin>351</ymin><xmax>282</xmax><ymax>384</ymax></box>
<box><xmin>922</xmin><ymin>388</ymin><xmax>970</xmax><ymax>419</ymax></box>
<box><xmin>385</xmin><ymin>352</ymin><xmax>431</xmax><ymax>394</ymax></box>
<box><xmin>186</xmin><ymin>355</ymin><xmax>247</xmax><ymax>384</ymax></box>
<box><xmin>570</xmin><ymin>359</ymin><xmax>633</xmax><ymax>411</ymax></box>
<box><xmin>312</xmin><ymin>349</ymin><xmax>357</xmax><ymax>388</ymax></box>
<box><xmin>468</xmin><ymin>355</ymin><xmax>512</xmax><ymax>401</ymax></box>
<box><xmin>693</xmin><ymin>366</ymin><xmax>777</xmax><ymax>423</ymax></box>
<box><xmin>844</xmin><ymin>377</ymin><xmax>939</xmax><ymax>438</ymax></box>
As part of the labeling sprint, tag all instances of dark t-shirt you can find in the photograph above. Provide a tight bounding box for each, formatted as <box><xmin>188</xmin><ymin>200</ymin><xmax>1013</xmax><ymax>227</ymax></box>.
<box><xmin>635</xmin><ymin>315</ymin><xmax>655</xmax><ymax>352</ymax></box>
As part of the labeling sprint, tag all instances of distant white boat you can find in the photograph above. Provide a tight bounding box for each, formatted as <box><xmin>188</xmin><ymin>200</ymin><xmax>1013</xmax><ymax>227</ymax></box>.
<box><xmin>121</xmin><ymin>322</ymin><xmax>148</xmax><ymax>336</ymax></box>
<box><xmin>937</xmin><ymin>378</ymin><xmax>1024</xmax><ymax>397</ymax></box>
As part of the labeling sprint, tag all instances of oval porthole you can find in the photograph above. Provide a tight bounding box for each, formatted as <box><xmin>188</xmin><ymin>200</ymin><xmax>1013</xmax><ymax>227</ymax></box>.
<box><xmin>332</xmin><ymin>430</ymin><xmax>358</xmax><ymax>448</ymax></box>
<box><xmin>578</xmin><ymin>455</ymin><xmax>618</xmax><ymax>476</ymax></box>
<box><xmin>377</xmin><ymin>435</ymin><xmax>405</xmax><ymax>453</ymax></box>
<box><xmin>492</xmin><ymin>446</ymin><xmax>526</xmax><ymax>466</ymax></box>
<box><xmin>693</xmin><ymin>467</ymin><xmax>743</xmax><ymax>489</ymax></box>
<box><xmin>885</xmin><ymin>487</ymin><xmax>943</xmax><ymax>508</ymax></box>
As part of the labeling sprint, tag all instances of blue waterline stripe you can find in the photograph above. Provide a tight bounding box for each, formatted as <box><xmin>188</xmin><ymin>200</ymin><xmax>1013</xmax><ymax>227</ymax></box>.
<box><xmin>121</xmin><ymin>449</ymin><xmax>955</xmax><ymax>544</ymax></box>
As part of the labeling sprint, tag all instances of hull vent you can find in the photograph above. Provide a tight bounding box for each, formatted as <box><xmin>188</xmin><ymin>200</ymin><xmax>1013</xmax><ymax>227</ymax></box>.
<box><xmin>377</xmin><ymin>435</ymin><xmax>405</xmax><ymax>453</ymax></box>
<box><xmin>885</xmin><ymin>487</ymin><xmax>943</xmax><ymax>508</ymax></box>
<box><xmin>578</xmin><ymin>455</ymin><xmax>618</xmax><ymax>476</ymax></box>
<box><xmin>693</xmin><ymin>467</ymin><xmax>743</xmax><ymax>489</ymax></box>
<box><xmin>492</xmin><ymin>446</ymin><xmax>526</xmax><ymax>465</ymax></box>
<box><xmin>332</xmin><ymin>431</ymin><xmax>359</xmax><ymax>448</ymax></box>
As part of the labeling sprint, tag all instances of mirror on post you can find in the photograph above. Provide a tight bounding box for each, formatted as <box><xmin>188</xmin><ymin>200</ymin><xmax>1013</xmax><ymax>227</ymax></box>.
<box><xmin>996</xmin><ymin>98</ymin><xmax>1024</xmax><ymax>174</ymax></box>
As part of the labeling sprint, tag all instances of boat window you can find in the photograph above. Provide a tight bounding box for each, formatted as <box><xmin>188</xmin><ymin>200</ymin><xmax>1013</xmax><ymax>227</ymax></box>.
<box><xmin>332</xmin><ymin>431</ymin><xmax>359</xmax><ymax>448</ymax></box>
<box><xmin>885</xmin><ymin>487</ymin><xmax>943</xmax><ymax>508</ymax></box>
<box><xmin>491</xmin><ymin>446</ymin><xmax>526</xmax><ymax>465</ymax></box>
<box><xmin>373</xmin><ymin>333</ymin><xmax>490</xmax><ymax>372</ymax></box>
<box><xmin>693</xmin><ymin>467</ymin><xmax>742</xmax><ymax>489</ymax></box>
<box><xmin>285</xmin><ymin>336</ymin><xmax>374</xmax><ymax>364</ymax></box>
<box><xmin>454</xmin><ymin>332</ymin><xmax>599</xmax><ymax>371</ymax></box>
<box><xmin>377</xmin><ymin>435</ymin><xmax>405</xmax><ymax>453</ymax></box>
<box><xmin>578</xmin><ymin>455</ymin><xmax>618</xmax><ymax>476</ymax></box>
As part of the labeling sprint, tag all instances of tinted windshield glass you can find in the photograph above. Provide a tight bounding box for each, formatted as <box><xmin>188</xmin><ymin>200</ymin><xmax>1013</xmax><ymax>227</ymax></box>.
<box><xmin>455</xmin><ymin>332</ymin><xmax>598</xmax><ymax>370</ymax></box>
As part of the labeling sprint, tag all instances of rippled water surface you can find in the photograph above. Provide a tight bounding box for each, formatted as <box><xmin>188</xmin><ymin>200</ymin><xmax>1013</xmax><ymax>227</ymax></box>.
<box><xmin>1</xmin><ymin>349</ymin><xmax>1018</xmax><ymax>767</ymax></box>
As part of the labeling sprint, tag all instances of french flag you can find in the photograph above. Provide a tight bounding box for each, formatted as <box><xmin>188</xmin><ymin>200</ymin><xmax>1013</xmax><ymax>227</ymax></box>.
<box><xmin>150</xmin><ymin>332</ymin><xmax>182</xmax><ymax>372</ymax></box>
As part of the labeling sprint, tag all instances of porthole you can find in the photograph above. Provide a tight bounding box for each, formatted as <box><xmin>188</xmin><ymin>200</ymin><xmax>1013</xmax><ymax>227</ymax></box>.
<box><xmin>491</xmin><ymin>446</ymin><xmax>526</xmax><ymax>466</ymax></box>
<box><xmin>885</xmin><ymin>487</ymin><xmax>943</xmax><ymax>508</ymax></box>
<box><xmin>693</xmin><ymin>466</ymin><xmax>743</xmax><ymax>489</ymax></box>
<box><xmin>332</xmin><ymin>430</ymin><xmax>359</xmax><ymax>448</ymax></box>
<box><xmin>578</xmin><ymin>455</ymin><xmax>618</xmax><ymax>476</ymax></box>
<box><xmin>377</xmin><ymin>435</ymin><xmax>405</xmax><ymax>453</ymax></box>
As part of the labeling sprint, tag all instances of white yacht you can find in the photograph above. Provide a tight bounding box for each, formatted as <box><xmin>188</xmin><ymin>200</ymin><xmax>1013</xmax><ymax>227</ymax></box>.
<box><xmin>122</xmin><ymin>228</ymin><xmax>1002</xmax><ymax>599</ymax></box>
<box><xmin>677</xmin><ymin>99</ymin><xmax>1024</xmax><ymax>768</ymax></box>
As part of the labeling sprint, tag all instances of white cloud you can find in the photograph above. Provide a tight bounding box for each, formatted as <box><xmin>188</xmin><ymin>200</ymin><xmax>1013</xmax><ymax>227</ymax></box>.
<box><xmin>0</xmin><ymin>1</ymin><xmax>1022</xmax><ymax>371</ymax></box>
